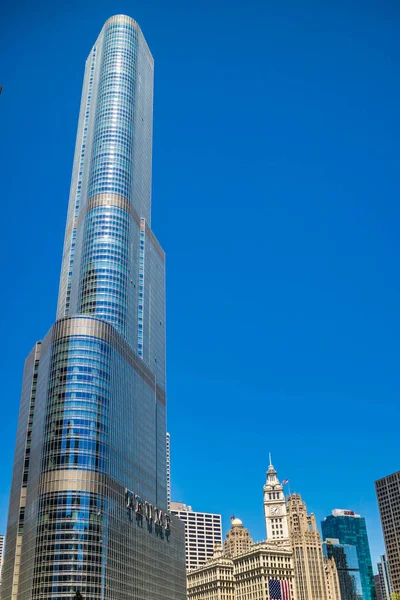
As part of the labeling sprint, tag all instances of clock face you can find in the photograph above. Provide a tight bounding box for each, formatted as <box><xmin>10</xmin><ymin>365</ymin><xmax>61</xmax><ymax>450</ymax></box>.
<box><xmin>270</xmin><ymin>506</ymin><xmax>281</xmax><ymax>516</ymax></box>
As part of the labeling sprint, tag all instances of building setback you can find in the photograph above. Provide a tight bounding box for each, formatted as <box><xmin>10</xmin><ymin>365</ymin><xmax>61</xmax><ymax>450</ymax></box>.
<box><xmin>375</xmin><ymin>471</ymin><xmax>400</xmax><ymax>595</ymax></box>
<box><xmin>171</xmin><ymin>502</ymin><xmax>223</xmax><ymax>571</ymax></box>
<box><xmin>322</xmin><ymin>510</ymin><xmax>376</xmax><ymax>600</ymax></box>
<box><xmin>1</xmin><ymin>14</ymin><xmax>186</xmax><ymax>600</ymax></box>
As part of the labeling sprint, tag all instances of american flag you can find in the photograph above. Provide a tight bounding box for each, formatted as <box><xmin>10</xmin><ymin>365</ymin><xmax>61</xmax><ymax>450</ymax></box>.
<box><xmin>268</xmin><ymin>579</ymin><xmax>291</xmax><ymax>600</ymax></box>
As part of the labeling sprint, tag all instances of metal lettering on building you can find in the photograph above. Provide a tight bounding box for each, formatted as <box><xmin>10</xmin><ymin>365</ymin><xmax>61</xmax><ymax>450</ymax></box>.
<box><xmin>125</xmin><ymin>488</ymin><xmax>171</xmax><ymax>538</ymax></box>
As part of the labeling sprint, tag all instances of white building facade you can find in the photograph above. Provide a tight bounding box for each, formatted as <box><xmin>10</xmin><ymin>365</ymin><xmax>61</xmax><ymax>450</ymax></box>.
<box><xmin>171</xmin><ymin>502</ymin><xmax>223</xmax><ymax>571</ymax></box>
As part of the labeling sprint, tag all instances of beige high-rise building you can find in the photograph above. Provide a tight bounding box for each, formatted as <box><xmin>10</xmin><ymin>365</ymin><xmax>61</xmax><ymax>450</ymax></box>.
<box><xmin>187</xmin><ymin>539</ymin><xmax>295</xmax><ymax>600</ymax></box>
<box><xmin>224</xmin><ymin>517</ymin><xmax>254</xmax><ymax>558</ymax></box>
<box><xmin>287</xmin><ymin>493</ymin><xmax>328</xmax><ymax>600</ymax></box>
<box><xmin>323</xmin><ymin>557</ymin><xmax>341</xmax><ymax>600</ymax></box>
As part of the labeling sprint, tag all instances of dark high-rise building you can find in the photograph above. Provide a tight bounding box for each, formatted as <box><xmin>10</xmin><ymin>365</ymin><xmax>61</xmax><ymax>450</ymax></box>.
<box><xmin>322</xmin><ymin>538</ymin><xmax>363</xmax><ymax>600</ymax></box>
<box><xmin>375</xmin><ymin>575</ymin><xmax>383</xmax><ymax>600</ymax></box>
<box><xmin>375</xmin><ymin>471</ymin><xmax>400</xmax><ymax>596</ymax></box>
<box><xmin>322</xmin><ymin>510</ymin><xmax>376</xmax><ymax>600</ymax></box>
<box><xmin>2</xmin><ymin>14</ymin><xmax>186</xmax><ymax>600</ymax></box>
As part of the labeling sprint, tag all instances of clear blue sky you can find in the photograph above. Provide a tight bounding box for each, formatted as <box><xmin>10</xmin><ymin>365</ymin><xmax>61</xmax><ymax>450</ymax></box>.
<box><xmin>1</xmin><ymin>0</ymin><xmax>399</xmax><ymax>570</ymax></box>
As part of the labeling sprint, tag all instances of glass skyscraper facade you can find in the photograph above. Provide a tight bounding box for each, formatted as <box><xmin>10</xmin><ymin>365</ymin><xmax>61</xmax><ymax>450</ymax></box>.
<box><xmin>322</xmin><ymin>510</ymin><xmax>376</xmax><ymax>600</ymax></box>
<box><xmin>322</xmin><ymin>539</ymin><xmax>363</xmax><ymax>600</ymax></box>
<box><xmin>2</xmin><ymin>15</ymin><xmax>186</xmax><ymax>600</ymax></box>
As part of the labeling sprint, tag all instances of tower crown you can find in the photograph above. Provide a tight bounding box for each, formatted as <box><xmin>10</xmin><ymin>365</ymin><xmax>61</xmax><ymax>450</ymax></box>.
<box><xmin>264</xmin><ymin>454</ymin><xmax>283</xmax><ymax>491</ymax></box>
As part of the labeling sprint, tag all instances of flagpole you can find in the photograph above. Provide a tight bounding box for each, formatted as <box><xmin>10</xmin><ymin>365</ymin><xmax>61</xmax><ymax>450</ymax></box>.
<box><xmin>282</xmin><ymin>480</ymin><xmax>291</xmax><ymax>497</ymax></box>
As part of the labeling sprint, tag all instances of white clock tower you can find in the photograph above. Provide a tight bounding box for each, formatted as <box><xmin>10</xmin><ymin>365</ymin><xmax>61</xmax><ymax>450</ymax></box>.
<box><xmin>263</xmin><ymin>455</ymin><xmax>289</xmax><ymax>540</ymax></box>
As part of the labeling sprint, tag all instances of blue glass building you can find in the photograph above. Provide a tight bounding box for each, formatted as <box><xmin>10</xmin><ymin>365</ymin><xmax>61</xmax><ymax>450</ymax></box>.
<box><xmin>323</xmin><ymin>538</ymin><xmax>363</xmax><ymax>600</ymax></box>
<box><xmin>2</xmin><ymin>15</ymin><xmax>186</xmax><ymax>600</ymax></box>
<box><xmin>322</xmin><ymin>510</ymin><xmax>376</xmax><ymax>600</ymax></box>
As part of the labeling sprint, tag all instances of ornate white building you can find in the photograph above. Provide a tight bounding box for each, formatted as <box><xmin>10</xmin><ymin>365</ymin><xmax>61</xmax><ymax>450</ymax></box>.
<box><xmin>263</xmin><ymin>456</ymin><xmax>289</xmax><ymax>540</ymax></box>
<box><xmin>187</xmin><ymin>524</ymin><xmax>295</xmax><ymax>600</ymax></box>
<box><xmin>188</xmin><ymin>458</ymin><xmax>342</xmax><ymax>600</ymax></box>
<box><xmin>264</xmin><ymin>459</ymin><xmax>341</xmax><ymax>600</ymax></box>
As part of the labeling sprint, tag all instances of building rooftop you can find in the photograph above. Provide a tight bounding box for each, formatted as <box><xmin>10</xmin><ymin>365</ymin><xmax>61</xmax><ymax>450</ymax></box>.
<box><xmin>331</xmin><ymin>509</ymin><xmax>361</xmax><ymax>518</ymax></box>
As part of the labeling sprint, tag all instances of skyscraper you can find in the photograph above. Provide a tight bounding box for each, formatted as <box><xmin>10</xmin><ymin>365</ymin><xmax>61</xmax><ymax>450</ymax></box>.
<box><xmin>286</xmin><ymin>493</ymin><xmax>328</xmax><ymax>600</ymax></box>
<box><xmin>2</xmin><ymin>14</ymin><xmax>186</xmax><ymax>600</ymax></box>
<box><xmin>170</xmin><ymin>502</ymin><xmax>223</xmax><ymax>571</ymax></box>
<box><xmin>377</xmin><ymin>555</ymin><xmax>392</xmax><ymax>600</ymax></box>
<box><xmin>375</xmin><ymin>471</ymin><xmax>400</xmax><ymax>595</ymax></box>
<box><xmin>375</xmin><ymin>575</ymin><xmax>384</xmax><ymax>600</ymax></box>
<box><xmin>322</xmin><ymin>538</ymin><xmax>363</xmax><ymax>600</ymax></box>
<box><xmin>322</xmin><ymin>509</ymin><xmax>376</xmax><ymax>600</ymax></box>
